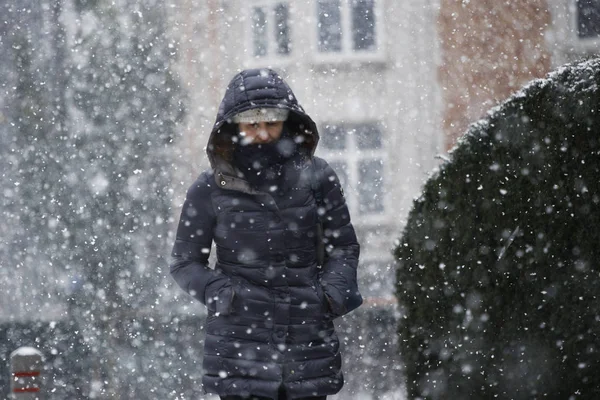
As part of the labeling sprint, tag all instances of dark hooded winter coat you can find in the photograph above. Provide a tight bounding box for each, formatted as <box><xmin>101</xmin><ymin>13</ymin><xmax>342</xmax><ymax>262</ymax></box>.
<box><xmin>170</xmin><ymin>68</ymin><xmax>362</xmax><ymax>399</ymax></box>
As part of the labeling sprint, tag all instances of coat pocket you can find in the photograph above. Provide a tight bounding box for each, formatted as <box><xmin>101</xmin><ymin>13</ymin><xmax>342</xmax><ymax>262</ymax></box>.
<box><xmin>204</xmin><ymin>276</ymin><xmax>235</xmax><ymax>315</ymax></box>
<box><xmin>312</xmin><ymin>280</ymin><xmax>332</xmax><ymax>317</ymax></box>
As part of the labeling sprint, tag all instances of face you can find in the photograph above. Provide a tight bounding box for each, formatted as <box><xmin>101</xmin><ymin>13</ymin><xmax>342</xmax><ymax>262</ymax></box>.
<box><xmin>238</xmin><ymin>121</ymin><xmax>284</xmax><ymax>144</ymax></box>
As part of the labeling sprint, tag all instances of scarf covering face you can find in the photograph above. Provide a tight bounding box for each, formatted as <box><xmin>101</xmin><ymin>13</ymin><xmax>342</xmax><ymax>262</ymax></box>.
<box><xmin>233</xmin><ymin>125</ymin><xmax>298</xmax><ymax>190</ymax></box>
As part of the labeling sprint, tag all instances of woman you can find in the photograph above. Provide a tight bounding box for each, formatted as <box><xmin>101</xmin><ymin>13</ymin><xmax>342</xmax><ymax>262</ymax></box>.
<box><xmin>170</xmin><ymin>68</ymin><xmax>362</xmax><ymax>400</ymax></box>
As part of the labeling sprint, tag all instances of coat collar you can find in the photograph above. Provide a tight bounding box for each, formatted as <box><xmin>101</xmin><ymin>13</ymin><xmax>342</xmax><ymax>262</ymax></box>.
<box><xmin>214</xmin><ymin>153</ymin><xmax>310</xmax><ymax>197</ymax></box>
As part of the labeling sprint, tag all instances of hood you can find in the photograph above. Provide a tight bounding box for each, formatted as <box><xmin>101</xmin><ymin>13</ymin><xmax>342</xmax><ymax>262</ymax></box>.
<box><xmin>207</xmin><ymin>69</ymin><xmax>319</xmax><ymax>189</ymax></box>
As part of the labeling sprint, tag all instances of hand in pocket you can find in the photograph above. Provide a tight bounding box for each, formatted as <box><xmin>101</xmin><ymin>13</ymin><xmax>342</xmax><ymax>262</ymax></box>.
<box><xmin>205</xmin><ymin>276</ymin><xmax>235</xmax><ymax>315</ymax></box>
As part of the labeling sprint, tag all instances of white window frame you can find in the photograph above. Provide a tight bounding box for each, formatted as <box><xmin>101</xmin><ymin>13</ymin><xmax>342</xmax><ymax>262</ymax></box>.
<box><xmin>245</xmin><ymin>0</ymin><xmax>293</xmax><ymax>66</ymax></box>
<box><xmin>311</xmin><ymin>0</ymin><xmax>385</xmax><ymax>64</ymax></box>
<box><xmin>570</xmin><ymin>0</ymin><xmax>600</xmax><ymax>51</ymax></box>
<box><xmin>316</xmin><ymin>121</ymin><xmax>390</xmax><ymax>226</ymax></box>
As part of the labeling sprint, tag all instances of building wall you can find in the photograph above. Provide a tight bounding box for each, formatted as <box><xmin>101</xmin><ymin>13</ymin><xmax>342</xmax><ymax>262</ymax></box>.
<box><xmin>546</xmin><ymin>0</ymin><xmax>600</xmax><ymax>65</ymax></box>
<box><xmin>437</xmin><ymin>0</ymin><xmax>553</xmax><ymax>150</ymax></box>
<box><xmin>437</xmin><ymin>0</ymin><xmax>600</xmax><ymax>150</ymax></box>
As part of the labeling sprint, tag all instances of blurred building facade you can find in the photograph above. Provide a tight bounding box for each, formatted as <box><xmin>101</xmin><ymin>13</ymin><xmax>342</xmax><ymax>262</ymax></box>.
<box><xmin>438</xmin><ymin>0</ymin><xmax>600</xmax><ymax>148</ymax></box>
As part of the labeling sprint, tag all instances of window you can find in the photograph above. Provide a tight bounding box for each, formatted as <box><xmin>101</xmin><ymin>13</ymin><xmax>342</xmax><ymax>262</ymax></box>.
<box><xmin>318</xmin><ymin>0</ymin><xmax>342</xmax><ymax>52</ymax></box>
<box><xmin>252</xmin><ymin>8</ymin><xmax>268</xmax><ymax>57</ymax></box>
<box><xmin>318</xmin><ymin>122</ymin><xmax>386</xmax><ymax>219</ymax></box>
<box><xmin>317</xmin><ymin>0</ymin><xmax>378</xmax><ymax>54</ymax></box>
<box><xmin>577</xmin><ymin>0</ymin><xmax>600</xmax><ymax>38</ymax></box>
<box><xmin>351</xmin><ymin>0</ymin><xmax>376</xmax><ymax>50</ymax></box>
<box><xmin>250</xmin><ymin>1</ymin><xmax>291</xmax><ymax>59</ymax></box>
<box><xmin>358</xmin><ymin>159</ymin><xmax>384</xmax><ymax>213</ymax></box>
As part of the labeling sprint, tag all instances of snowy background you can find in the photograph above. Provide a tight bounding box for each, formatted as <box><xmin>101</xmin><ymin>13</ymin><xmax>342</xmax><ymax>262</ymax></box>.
<box><xmin>1</xmin><ymin>0</ymin><xmax>599</xmax><ymax>398</ymax></box>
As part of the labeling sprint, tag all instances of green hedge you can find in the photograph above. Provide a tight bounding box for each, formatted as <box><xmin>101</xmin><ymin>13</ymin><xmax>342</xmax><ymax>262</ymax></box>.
<box><xmin>394</xmin><ymin>58</ymin><xmax>600</xmax><ymax>399</ymax></box>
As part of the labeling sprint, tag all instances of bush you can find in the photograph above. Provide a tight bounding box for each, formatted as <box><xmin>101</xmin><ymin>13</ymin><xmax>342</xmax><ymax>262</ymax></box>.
<box><xmin>394</xmin><ymin>58</ymin><xmax>600</xmax><ymax>399</ymax></box>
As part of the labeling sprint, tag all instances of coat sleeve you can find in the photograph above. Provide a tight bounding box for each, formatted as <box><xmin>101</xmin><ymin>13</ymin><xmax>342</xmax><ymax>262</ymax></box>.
<box><xmin>169</xmin><ymin>171</ymin><xmax>233</xmax><ymax>313</ymax></box>
<box><xmin>315</xmin><ymin>157</ymin><xmax>363</xmax><ymax>318</ymax></box>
